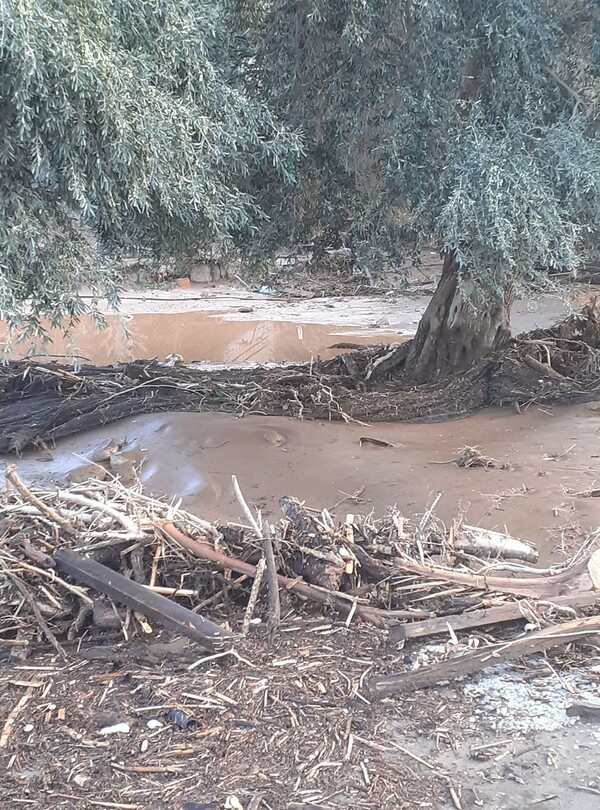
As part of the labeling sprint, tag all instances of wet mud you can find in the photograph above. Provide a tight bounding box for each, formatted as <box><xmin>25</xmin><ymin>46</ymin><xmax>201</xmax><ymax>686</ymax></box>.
<box><xmin>7</xmin><ymin>401</ymin><xmax>600</xmax><ymax>566</ymax></box>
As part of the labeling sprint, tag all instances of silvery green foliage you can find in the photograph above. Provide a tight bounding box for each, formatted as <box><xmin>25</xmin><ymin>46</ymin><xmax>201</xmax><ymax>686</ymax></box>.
<box><xmin>244</xmin><ymin>0</ymin><xmax>599</xmax><ymax>294</ymax></box>
<box><xmin>0</xmin><ymin>0</ymin><xmax>299</xmax><ymax>334</ymax></box>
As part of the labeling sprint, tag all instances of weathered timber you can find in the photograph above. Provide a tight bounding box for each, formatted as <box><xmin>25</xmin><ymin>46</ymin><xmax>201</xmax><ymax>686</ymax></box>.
<box><xmin>399</xmin><ymin>591</ymin><xmax>600</xmax><ymax>640</ymax></box>
<box><xmin>54</xmin><ymin>548</ymin><xmax>233</xmax><ymax>649</ymax></box>
<box><xmin>368</xmin><ymin>614</ymin><xmax>600</xmax><ymax>698</ymax></box>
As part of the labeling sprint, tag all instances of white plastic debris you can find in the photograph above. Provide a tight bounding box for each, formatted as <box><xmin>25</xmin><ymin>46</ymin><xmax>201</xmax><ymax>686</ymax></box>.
<box><xmin>72</xmin><ymin>774</ymin><xmax>90</xmax><ymax>787</ymax></box>
<box><xmin>23</xmin><ymin>724</ymin><xmax>34</xmax><ymax>733</ymax></box>
<box><xmin>146</xmin><ymin>719</ymin><xmax>163</xmax><ymax>730</ymax></box>
<box><xmin>99</xmin><ymin>722</ymin><xmax>130</xmax><ymax>736</ymax></box>
<box><xmin>140</xmin><ymin>739</ymin><xmax>149</xmax><ymax>753</ymax></box>
<box><xmin>225</xmin><ymin>796</ymin><xmax>244</xmax><ymax>810</ymax></box>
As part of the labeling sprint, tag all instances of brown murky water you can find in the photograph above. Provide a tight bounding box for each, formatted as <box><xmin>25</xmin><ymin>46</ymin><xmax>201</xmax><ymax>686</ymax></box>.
<box><xmin>4</xmin><ymin>313</ymin><xmax>404</xmax><ymax>364</ymax></box>
<box><xmin>7</xmin><ymin>402</ymin><xmax>600</xmax><ymax>565</ymax></box>
<box><xmin>3</xmin><ymin>287</ymin><xmax>595</xmax><ymax>564</ymax></box>
<box><xmin>2</xmin><ymin>288</ymin><xmax>572</xmax><ymax>364</ymax></box>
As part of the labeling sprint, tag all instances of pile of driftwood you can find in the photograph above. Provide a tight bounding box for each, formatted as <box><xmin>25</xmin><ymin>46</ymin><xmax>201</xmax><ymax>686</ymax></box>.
<box><xmin>1</xmin><ymin>466</ymin><xmax>599</xmax><ymax>698</ymax></box>
<box><xmin>1</xmin><ymin>303</ymin><xmax>599</xmax><ymax>453</ymax></box>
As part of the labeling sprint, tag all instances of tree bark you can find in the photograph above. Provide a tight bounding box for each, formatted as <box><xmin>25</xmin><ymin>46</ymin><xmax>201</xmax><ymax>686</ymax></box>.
<box><xmin>404</xmin><ymin>252</ymin><xmax>511</xmax><ymax>384</ymax></box>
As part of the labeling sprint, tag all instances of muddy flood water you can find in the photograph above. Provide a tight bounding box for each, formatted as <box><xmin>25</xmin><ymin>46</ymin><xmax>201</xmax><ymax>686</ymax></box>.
<box><xmin>3</xmin><ymin>286</ymin><xmax>598</xmax><ymax>566</ymax></box>
<box><xmin>9</xmin><ymin>403</ymin><xmax>600</xmax><ymax>567</ymax></box>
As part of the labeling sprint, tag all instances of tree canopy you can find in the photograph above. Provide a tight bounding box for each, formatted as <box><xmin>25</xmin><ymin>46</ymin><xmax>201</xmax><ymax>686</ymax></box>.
<box><xmin>245</xmin><ymin>0</ymin><xmax>599</xmax><ymax>284</ymax></box>
<box><xmin>0</xmin><ymin>0</ymin><xmax>298</xmax><ymax>334</ymax></box>
<box><xmin>1</xmin><ymin>0</ymin><xmax>599</xmax><ymax>374</ymax></box>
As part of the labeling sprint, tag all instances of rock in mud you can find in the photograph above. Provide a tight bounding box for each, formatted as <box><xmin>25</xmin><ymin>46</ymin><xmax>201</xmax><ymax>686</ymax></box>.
<box><xmin>263</xmin><ymin>429</ymin><xmax>286</xmax><ymax>447</ymax></box>
<box><xmin>91</xmin><ymin>438</ymin><xmax>122</xmax><ymax>463</ymax></box>
<box><xmin>68</xmin><ymin>462</ymin><xmax>108</xmax><ymax>484</ymax></box>
<box><xmin>108</xmin><ymin>453</ymin><xmax>137</xmax><ymax>485</ymax></box>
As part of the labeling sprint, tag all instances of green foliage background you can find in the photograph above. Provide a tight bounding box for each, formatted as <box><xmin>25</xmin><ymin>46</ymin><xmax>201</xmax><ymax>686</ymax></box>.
<box><xmin>1</xmin><ymin>0</ymin><xmax>598</xmax><ymax>333</ymax></box>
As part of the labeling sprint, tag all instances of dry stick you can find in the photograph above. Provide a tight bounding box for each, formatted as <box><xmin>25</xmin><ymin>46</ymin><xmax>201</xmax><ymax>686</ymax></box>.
<box><xmin>232</xmin><ymin>474</ymin><xmax>281</xmax><ymax>633</ymax></box>
<box><xmin>523</xmin><ymin>354</ymin><xmax>566</xmax><ymax>380</ymax></box>
<box><xmin>158</xmin><ymin>521</ymin><xmax>428</xmax><ymax>626</ymax></box>
<box><xmin>400</xmin><ymin>591</ymin><xmax>600</xmax><ymax>640</ymax></box>
<box><xmin>262</xmin><ymin>521</ymin><xmax>281</xmax><ymax>634</ymax></box>
<box><xmin>3</xmin><ymin>569</ymin><xmax>67</xmax><ymax>659</ymax></box>
<box><xmin>243</xmin><ymin>558</ymin><xmax>266</xmax><ymax>635</ymax></box>
<box><xmin>0</xmin><ymin>688</ymin><xmax>33</xmax><ymax>749</ymax></box>
<box><xmin>55</xmin><ymin>490</ymin><xmax>144</xmax><ymax>538</ymax></box>
<box><xmin>368</xmin><ymin>614</ymin><xmax>600</xmax><ymax>698</ymax></box>
<box><xmin>5</xmin><ymin>465</ymin><xmax>77</xmax><ymax>536</ymax></box>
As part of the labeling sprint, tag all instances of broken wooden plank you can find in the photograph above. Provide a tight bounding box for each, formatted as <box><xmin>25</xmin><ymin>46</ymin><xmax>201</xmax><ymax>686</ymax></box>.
<box><xmin>368</xmin><ymin>614</ymin><xmax>600</xmax><ymax>698</ymax></box>
<box><xmin>54</xmin><ymin>548</ymin><xmax>233</xmax><ymax>650</ymax></box>
<box><xmin>399</xmin><ymin>591</ymin><xmax>600</xmax><ymax>640</ymax></box>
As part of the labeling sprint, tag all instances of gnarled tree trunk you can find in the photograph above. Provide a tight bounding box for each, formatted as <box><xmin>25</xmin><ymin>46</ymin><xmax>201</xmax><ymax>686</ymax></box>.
<box><xmin>404</xmin><ymin>252</ymin><xmax>511</xmax><ymax>385</ymax></box>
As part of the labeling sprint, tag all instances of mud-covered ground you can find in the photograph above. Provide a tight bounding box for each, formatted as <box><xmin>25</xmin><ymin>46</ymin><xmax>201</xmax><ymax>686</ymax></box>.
<box><xmin>1</xmin><ymin>277</ymin><xmax>599</xmax><ymax>809</ymax></box>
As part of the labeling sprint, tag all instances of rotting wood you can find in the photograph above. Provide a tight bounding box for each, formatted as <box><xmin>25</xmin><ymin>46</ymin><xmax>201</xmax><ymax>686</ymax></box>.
<box><xmin>398</xmin><ymin>591</ymin><xmax>600</xmax><ymax>640</ymax></box>
<box><xmin>280</xmin><ymin>495</ymin><xmax>346</xmax><ymax>590</ymax></box>
<box><xmin>158</xmin><ymin>521</ymin><xmax>430</xmax><ymax>626</ymax></box>
<box><xmin>54</xmin><ymin>548</ymin><xmax>233</xmax><ymax>649</ymax></box>
<box><xmin>368</xmin><ymin>614</ymin><xmax>600</xmax><ymax>698</ymax></box>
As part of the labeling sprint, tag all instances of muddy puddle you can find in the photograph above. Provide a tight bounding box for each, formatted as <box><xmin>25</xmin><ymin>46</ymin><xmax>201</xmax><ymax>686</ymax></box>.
<box><xmin>3</xmin><ymin>312</ymin><xmax>404</xmax><ymax>364</ymax></box>
<box><xmin>8</xmin><ymin>401</ymin><xmax>600</xmax><ymax>565</ymax></box>
<box><xmin>1</xmin><ymin>287</ymin><xmax>572</xmax><ymax>365</ymax></box>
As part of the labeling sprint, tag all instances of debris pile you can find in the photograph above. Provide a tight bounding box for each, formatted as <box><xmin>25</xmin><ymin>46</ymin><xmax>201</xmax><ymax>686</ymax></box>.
<box><xmin>2</xmin><ymin>467</ymin><xmax>600</xmax><ymax>808</ymax></box>
<box><xmin>1</xmin><ymin>302</ymin><xmax>599</xmax><ymax>452</ymax></box>
<box><xmin>2</xmin><ymin>466</ymin><xmax>599</xmax><ymax>696</ymax></box>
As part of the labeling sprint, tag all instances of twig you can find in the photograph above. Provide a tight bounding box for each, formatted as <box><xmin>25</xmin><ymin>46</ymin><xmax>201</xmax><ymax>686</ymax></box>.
<box><xmin>56</xmin><ymin>491</ymin><xmax>144</xmax><ymax>538</ymax></box>
<box><xmin>243</xmin><ymin>557</ymin><xmax>266</xmax><ymax>635</ymax></box>
<box><xmin>0</xmin><ymin>688</ymin><xmax>33</xmax><ymax>748</ymax></box>
<box><xmin>232</xmin><ymin>474</ymin><xmax>262</xmax><ymax>536</ymax></box>
<box><xmin>233</xmin><ymin>475</ymin><xmax>281</xmax><ymax>634</ymax></box>
<box><xmin>262</xmin><ymin>521</ymin><xmax>281</xmax><ymax>635</ymax></box>
<box><xmin>3</xmin><ymin>568</ymin><xmax>67</xmax><ymax>659</ymax></box>
<box><xmin>5</xmin><ymin>465</ymin><xmax>77</xmax><ymax>535</ymax></box>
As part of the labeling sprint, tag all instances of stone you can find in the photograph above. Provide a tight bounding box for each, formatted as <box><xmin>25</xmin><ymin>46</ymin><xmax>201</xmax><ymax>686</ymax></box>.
<box><xmin>68</xmin><ymin>462</ymin><xmax>108</xmax><ymax>484</ymax></box>
<box><xmin>189</xmin><ymin>263</ymin><xmax>212</xmax><ymax>284</ymax></box>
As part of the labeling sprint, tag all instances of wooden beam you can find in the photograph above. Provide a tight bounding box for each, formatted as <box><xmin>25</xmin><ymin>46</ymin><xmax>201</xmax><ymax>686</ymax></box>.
<box><xmin>368</xmin><ymin>614</ymin><xmax>600</xmax><ymax>698</ymax></box>
<box><xmin>54</xmin><ymin>548</ymin><xmax>233</xmax><ymax>650</ymax></box>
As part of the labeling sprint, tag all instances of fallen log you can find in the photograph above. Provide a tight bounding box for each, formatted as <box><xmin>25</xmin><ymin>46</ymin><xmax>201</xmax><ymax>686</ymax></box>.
<box><xmin>54</xmin><ymin>548</ymin><xmax>233</xmax><ymax>650</ymax></box>
<box><xmin>399</xmin><ymin>591</ymin><xmax>600</xmax><ymax>640</ymax></box>
<box><xmin>158</xmin><ymin>521</ymin><xmax>431</xmax><ymax>626</ymax></box>
<box><xmin>393</xmin><ymin>554</ymin><xmax>596</xmax><ymax>598</ymax></box>
<box><xmin>368</xmin><ymin>614</ymin><xmax>600</xmax><ymax>698</ymax></box>
<box><xmin>452</xmin><ymin>524</ymin><xmax>538</xmax><ymax>564</ymax></box>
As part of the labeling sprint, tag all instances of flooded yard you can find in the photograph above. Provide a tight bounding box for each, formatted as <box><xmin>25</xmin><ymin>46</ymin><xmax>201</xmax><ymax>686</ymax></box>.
<box><xmin>2</xmin><ymin>283</ymin><xmax>599</xmax><ymax>810</ymax></box>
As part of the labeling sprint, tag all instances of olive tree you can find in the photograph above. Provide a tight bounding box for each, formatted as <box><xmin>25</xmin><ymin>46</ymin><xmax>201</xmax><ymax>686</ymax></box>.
<box><xmin>243</xmin><ymin>0</ymin><xmax>600</xmax><ymax>380</ymax></box>
<box><xmin>0</xmin><ymin>0</ymin><xmax>298</xmax><ymax>335</ymax></box>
